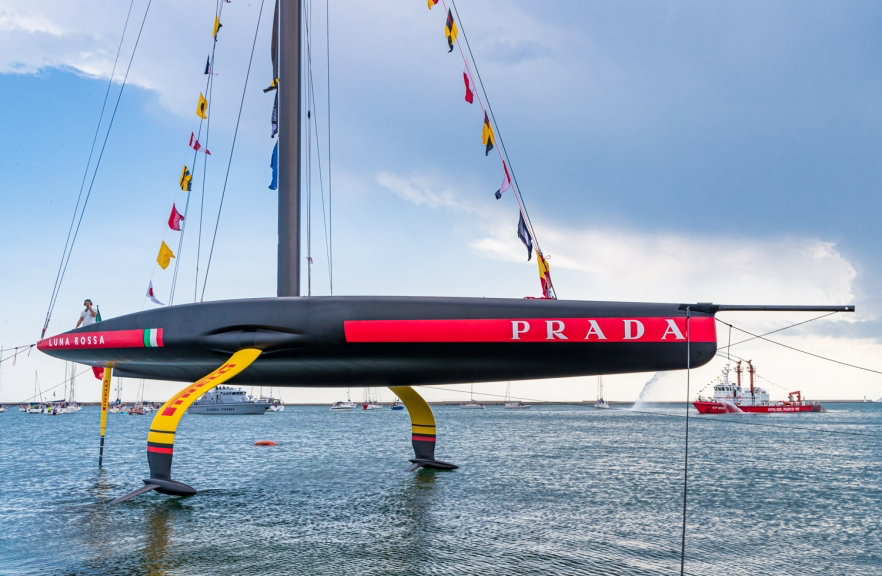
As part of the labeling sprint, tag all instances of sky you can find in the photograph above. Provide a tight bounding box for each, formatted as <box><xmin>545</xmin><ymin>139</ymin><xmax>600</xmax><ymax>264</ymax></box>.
<box><xmin>1</xmin><ymin>0</ymin><xmax>881</xmax><ymax>405</ymax></box>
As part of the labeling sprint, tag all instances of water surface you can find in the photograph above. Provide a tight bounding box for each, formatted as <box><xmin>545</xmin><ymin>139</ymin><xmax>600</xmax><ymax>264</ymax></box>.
<box><xmin>1</xmin><ymin>403</ymin><xmax>880</xmax><ymax>574</ymax></box>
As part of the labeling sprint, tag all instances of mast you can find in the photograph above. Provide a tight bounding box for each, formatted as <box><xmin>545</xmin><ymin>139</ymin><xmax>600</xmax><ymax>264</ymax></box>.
<box><xmin>747</xmin><ymin>360</ymin><xmax>755</xmax><ymax>395</ymax></box>
<box><xmin>735</xmin><ymin>361</ymin><xmax>742</xmax><ymax>388</ymax></box>
<box><xmin>277</xmin><ymin>0</ymin><xmax>303</xmax><ymax>297</ymax></box>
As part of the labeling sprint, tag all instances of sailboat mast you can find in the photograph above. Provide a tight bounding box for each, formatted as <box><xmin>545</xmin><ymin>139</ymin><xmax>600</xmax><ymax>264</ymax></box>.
<box><xmin>277</xmin><ymin>0</ymin><xmax>303</xmax><ymax>297</ymax></box>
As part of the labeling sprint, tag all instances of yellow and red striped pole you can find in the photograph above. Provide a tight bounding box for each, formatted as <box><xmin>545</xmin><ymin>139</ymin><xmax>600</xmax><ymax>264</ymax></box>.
<box><xmin>98</xmin><ymin>367</ymin><xmax>112</xmax><ymax>467</ymax></box>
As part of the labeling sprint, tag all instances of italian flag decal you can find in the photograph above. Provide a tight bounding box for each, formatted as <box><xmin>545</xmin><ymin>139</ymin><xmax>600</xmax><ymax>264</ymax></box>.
<box><xmin>144</xmin><ymin>329</ymin><xmax>162</xmax><ymax>348</ymax></box>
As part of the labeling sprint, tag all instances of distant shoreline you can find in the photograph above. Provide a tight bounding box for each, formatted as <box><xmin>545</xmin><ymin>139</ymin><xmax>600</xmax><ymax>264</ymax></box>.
<box><xmin>3</xmin><ymin>399</ymin><xmax>872</xmax><ymax>407</ymax></box>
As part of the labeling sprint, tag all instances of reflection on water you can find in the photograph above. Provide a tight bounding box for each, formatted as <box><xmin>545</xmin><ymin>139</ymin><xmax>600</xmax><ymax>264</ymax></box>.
<box><xmin>1</xmin><ymin>404</ymin><xmax>881</xmax><ymax>575</ymax></box>
<box><xmin>143</xmin><ymin>504</ymin><xmax>173</xmax><ymax>576</ymax></box>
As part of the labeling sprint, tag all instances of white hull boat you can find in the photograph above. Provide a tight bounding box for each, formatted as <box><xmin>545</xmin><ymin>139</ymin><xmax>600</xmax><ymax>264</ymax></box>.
<box><xmin>188</xmin><ymin>386</ymin><xmax>271</xmax><ymax>415</ymax></box>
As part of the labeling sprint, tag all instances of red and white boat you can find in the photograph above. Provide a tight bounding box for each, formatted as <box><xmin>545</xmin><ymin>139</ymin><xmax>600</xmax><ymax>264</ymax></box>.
<box><xmin>693</xmin><ymin>361</ymin><xmax>822</xmax><ymax>414</ymax></box>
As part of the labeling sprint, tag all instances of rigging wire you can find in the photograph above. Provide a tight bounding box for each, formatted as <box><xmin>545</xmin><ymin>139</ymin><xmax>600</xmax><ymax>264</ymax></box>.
<box><xmin>679</xmin><ymin>308</ymin><xmax>691</xmax><ymax>576</ymax></box>
<box><xmin>718</xmin><ymin>311</ymin><xmax>837</xmax><ymax>352</ymax></box>
<box><xmin>195</xmin><ymin>0</ymin><xmax>224</xmax><ymax>302</ymax></box>
<box><xmin>40</xmin><ymin>0</ymin><xmax>149</xmax><ymax>339</ymax></box>
<box><xmin>9</xmin><ymin>367</ymin><xmax>92</xmax><ymax>405</ymax></box>
<box><xmin>326</xmin><ymin>0</ymin><xmax>333</xmax><ymax>294</ymax></box>
<box><xmin>442</xmin><ymin>0</ymin><xmax>557</xmax><ymax>298</ymax></box>
<box><xmin>304</xmin><ymin>0</ymin><xmax>333</xmax><ymax>291</ymax></box>
<box><xmin>306</xmin><ymin>0</ymin><xmax>313</xmax><ymax>296</ymax></box>
<box><xmin>716</xmin><ymin>317</ymin><xmax>882</xmax><ymax>376</ymax></box>
<box><xmin>0</xmin><ymin>345</ymin><xmax>36</xmax><ymax>366</ymax></box>
<box><xmin>169</xmin><ymin>0</ymin><xmax>225</xmax><ymax>305</ymax></box>
<box><xmin>200</xmin><ymin>0</ymin><xmax>267</xmax><ymax>300</ymax></box>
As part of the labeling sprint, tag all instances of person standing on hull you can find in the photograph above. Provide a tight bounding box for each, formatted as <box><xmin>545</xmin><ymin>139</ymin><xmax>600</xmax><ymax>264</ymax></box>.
<box><xmin>75</xmin><ymin>299</ymin><xmax>97</xmax><ymax>328</ymax></box>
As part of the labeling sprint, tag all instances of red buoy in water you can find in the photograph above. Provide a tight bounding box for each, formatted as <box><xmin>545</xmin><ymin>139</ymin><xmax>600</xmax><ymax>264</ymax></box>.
<box><xmin>254</xmin><ymin>440</ymin><xmax>277</xmax><ymax>446</ymax></box>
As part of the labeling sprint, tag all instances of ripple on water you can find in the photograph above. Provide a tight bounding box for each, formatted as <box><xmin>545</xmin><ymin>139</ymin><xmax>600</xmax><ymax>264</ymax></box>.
<box><xmin>0</xmin><ymin>404</ymin><xmax>881</xmax><ymax>575</ymax></box>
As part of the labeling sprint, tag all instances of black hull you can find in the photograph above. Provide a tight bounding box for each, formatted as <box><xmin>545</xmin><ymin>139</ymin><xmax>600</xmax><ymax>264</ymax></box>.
<box><xmin>39</xmin><ymin>296</ymin><xmax>717</xmax><ymax>385</ymax></box>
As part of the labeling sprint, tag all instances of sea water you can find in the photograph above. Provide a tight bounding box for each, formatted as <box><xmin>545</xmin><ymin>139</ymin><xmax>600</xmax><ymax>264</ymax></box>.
<box><xmin>1</xmin><ymin>403</ymin><xmax>880</xmax><ymax>575</ymax></box>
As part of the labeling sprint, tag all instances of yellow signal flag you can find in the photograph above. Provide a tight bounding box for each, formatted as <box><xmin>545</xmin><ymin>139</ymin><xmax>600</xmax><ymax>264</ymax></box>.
<box><xmin>481</xmin><ymin>112</ymin><xmax>495</xmax><ymax>156</ymax></box>
<box><xmin>157</xmin><ymin>241</ymin><xmax>176</xmax><ymax>270</ymax></box>
<box><xmin>537</xmin><ymin>250</ymin><xmax>550</xmax><ymax>279</ymax></box>
<box><xmin>179</xmin><ymin>165</ymin><xmax>193</xmax><ymax>192</ymax></box>
<box><xmin>213</xmin><ymin>15</ymin><xmax>222</xmax><ymax>40</ymax></box>
<box><xmin>196</xmin><ymin>92</ymin><xmax>208</xmax><ymax>119</ymax></box>
<box><xmin>444</xmin><ymin>9</ymin><xmax>458</xmax><ymax>52</ymax></box>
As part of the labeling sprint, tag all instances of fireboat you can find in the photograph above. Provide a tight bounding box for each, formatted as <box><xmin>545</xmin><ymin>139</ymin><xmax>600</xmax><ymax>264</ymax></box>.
<box><xmin>693</xmin><ymin>361</ymin><xmax>822</xmax><ymax>414</ymax></box>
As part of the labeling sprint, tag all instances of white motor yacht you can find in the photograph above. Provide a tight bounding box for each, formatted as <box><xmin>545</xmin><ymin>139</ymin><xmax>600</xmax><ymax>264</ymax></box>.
<box><xmin>188</xmin><ymin>386</ymin><xmax>271</xmax><ymax>415</ymax></box>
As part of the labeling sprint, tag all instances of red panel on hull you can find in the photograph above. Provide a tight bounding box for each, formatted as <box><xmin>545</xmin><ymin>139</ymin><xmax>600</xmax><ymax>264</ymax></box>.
<box><xmin>693</xmin><ymin>401</ymin><xmax>822</xmax><ymax>414</ymax></box>
<box><xmin>345</xmin><ymin>317</ymin><xmax>716</xmax><ymax>343</ymax></box>
<box><xmin>38</xmin><ymin>329</ymin><xmax>164</xmax><ymax>351</ymax></box>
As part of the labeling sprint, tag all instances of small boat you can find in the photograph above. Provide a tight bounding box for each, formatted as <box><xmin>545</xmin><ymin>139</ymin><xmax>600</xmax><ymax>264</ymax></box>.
<box><xmin>362</xmin><ymin>387</ymin><xmax>383</xmax><ymax>410</ymax></box>
<box><xmin>693</xmin><ymin>361</ymin><xmax>822</xmax><ymax>414</ymax></box>
<box><xmin>26</xmin><ymin>374</ymin><xmax>45</xmax><ymax>413</ymax></box>
<box><xmin>188</xmin><ymin>386</ymin><xmax>272</xmax><ymax>415</ymax></box>
<box><xmin>331</xmin><ymin>388</ymin><xmax>356</xmax><ymax>410</ymax></box>
<box><xmin>391</xmin><ymin>397</ymin><xmax>405</xmax><ymax>410</ymax></box>
<box><xmin>503</xmin><ymin>382</ymin><xmax>530</xmax><ymax>409</ymax></box>
<box><xmin>461</xmin><ymin>384</ymin><xmax>485</xmax><ymax>409</ymax></box>
<box><xmin>595</xmin><ymin>376</ymin><xmax>610</xmax><ymax>409</ymax></box>
<box><xmin>0</xmin><ymin>405</ymin><xmax>6</xmax><ymax>413</ymax></box>
<box><xmin>129</xmin><ymin>405</ymin><xmax>146</xmax><ymax>415</ymax></box>
<box><xmin>256</xmin><ymin>386</ymin><xmax>285</xmax><ymax>411</ymax></box>
<box><xmin>59</xmin><ymin>362</ymin><xmax>83</xmax><ymax>413</ymax></box>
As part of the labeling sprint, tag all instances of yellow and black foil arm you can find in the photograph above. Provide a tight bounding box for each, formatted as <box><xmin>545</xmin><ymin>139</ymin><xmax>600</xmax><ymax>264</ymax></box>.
<box><xmin>388</xmin><ymin>385</ymin><xmax>457</xmax><ymax>471</ymax></box>
<box><xmin>110</xmin><ymin>349</ymin><xmax>261</xmax><ymax>503</ymax></box>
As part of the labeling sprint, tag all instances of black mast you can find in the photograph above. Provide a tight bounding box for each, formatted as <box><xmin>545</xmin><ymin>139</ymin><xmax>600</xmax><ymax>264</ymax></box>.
<box><xmin>277</xmin><ymin>0</ymin><xmax>302</xmax><ymax>296</ymax></box>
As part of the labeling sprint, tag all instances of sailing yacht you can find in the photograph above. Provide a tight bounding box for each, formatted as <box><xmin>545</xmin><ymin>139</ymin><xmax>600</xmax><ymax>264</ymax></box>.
<box><xmin>460</xmin><ymin>384</ymin><xmax>485</xmax><ymax>409</ymax></box>
<box><xmin>60</xmin><ymin>362</ymin><xmax>82</xmax><ymax>413</ymax></box>
<box><xmin>25</xmin><ymin>373</ymin><xmax>45</xmax><ymax>414</ymax></box>
<box><xmin>362</xmin><ymin>387</ymin><xmax>382</xmax><ymax>410</ymax></box>
<box><xmin>330</xmin><ymin>388</ymin><xmax>356</xmax><ymax>410</ymax></box>
<box><xmin>503</xmin><ymin>382</ymin><xmax>530</xmax><ymax>409</ymax></box>
<box><xmin>595</xmin><ymin>376</ymin><xmax>610</xmax><ymax>409</ymax></box>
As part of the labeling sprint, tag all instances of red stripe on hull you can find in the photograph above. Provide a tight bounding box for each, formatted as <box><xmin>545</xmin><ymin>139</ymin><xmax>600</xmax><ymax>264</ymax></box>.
<box><xmin>693</xmin><ymin>401</ymin><xmax>822</xmax><ymax>414</ymax></box>
<box><xmin>147</xmin><ymin>445</ymin><xmax>174</xmax><ymax>454</ymax></box>
<box><xmin>412</xmin><ymin>435</ymin><xmax>436</xmax><ymax>442</ymax></box>
<box><xmin>38</xmin><ymin>329</ymin><xmax>164</xmax><ymax>351</ymax></box>
<box><xmin>345</xmin><ymin>317</ymin><xmax>716</xmax><ymax>343</ymax></box>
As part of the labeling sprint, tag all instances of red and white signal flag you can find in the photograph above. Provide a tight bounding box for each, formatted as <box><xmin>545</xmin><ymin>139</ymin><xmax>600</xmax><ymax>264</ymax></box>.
<box><xmin>146</xmin><ymin>281</ymin><xmax>165</xmax><ymax>306</ymax></box>
<box><xmin>189</xmin><ymin>132</ymin><xmax>211</xmax><ymax>155</ymax></box>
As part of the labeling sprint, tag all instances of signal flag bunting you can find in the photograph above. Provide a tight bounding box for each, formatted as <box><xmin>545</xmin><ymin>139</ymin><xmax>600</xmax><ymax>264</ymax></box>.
<box><xmin>146</xmin><ymin>281</ymin><xmax>165</xmax><ymax>306</ymax></box>
<box><xmin>445</xmin><ymin>10</ymin><xmax>458</xmax><ymax>52</ymax></box>
<box><xmin>168</xmin><ymin>204</ymin><xmax>185</xmax><ymax>231</ymax></box>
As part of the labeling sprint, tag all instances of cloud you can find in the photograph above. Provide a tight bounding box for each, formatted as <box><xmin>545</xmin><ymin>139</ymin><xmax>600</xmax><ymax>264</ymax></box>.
<box><xmin>482</xmin><ymin>40</ymin><xmax>554</xmax><ymax>65</ymax></box>
<box><xmin>375</xmin><ymin>172</ymin><xmax>471</xmax><ymax>212</ymax></box>
<box><xmin>473</xmin><ymin>223</ymin><xmax>857</xmax><ymax>311</ymax></box>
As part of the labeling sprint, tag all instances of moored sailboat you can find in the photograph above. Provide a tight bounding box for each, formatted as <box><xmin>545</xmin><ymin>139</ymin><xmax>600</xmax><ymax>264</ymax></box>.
<box><xmin>461</xmin><ymin>384</ymin><xmax>485</xmax><ymax>410</ymax></box>
<box><xmin>594</xmin><ymin>376</ymin><xmax>609</xmax><ymax>409</ymax></box>
<box><xmin>503</xmin><ymin>382</ymin><xmax>530</xmax><ymax>409</ymax></box>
